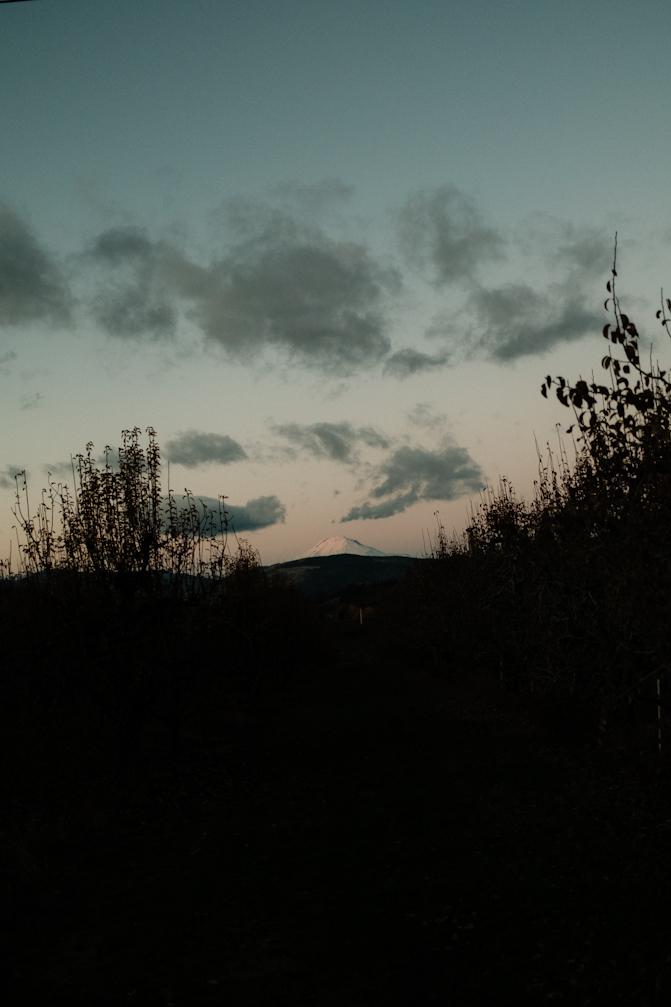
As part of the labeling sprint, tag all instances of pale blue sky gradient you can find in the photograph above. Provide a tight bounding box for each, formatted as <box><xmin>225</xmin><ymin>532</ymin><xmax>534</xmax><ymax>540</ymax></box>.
<box><xmin>2</xmin><ymin>0</ymin><xmax>671</xmax><ymax>561</ymax></box>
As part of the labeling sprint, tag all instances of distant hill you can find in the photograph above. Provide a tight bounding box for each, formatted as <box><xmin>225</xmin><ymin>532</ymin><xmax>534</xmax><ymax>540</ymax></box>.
<box><xmin>267</xmin><ymin>552</ymin><xmax>420</xmax><ymax>600</ymax></box>
<box><xmin>302</xmin><ymin>536</ymin><xmax>388</xmax><ymax>559</ymax></box>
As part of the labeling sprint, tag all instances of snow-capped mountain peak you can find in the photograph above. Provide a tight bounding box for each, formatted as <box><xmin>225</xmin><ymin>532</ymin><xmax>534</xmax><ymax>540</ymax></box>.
<box><xmin>302</xmin><ymin>536</ymin><xmax>387</xmax><ymax>558</ymax></box>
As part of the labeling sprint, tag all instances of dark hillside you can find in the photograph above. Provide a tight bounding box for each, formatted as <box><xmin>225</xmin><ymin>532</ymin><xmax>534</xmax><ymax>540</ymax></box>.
<box><xmin>267</xmin><ymin>553</ymin><xmax>420</xmax><ymax>600</ymax></box>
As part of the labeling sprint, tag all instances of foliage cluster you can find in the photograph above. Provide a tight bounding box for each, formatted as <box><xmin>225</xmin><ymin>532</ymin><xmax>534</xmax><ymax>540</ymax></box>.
<box><xmin>0</xmin><ymin>430</ymin><xmax>319</xmax><ymax>807</ymax></box>
<box><xmin>10</xmin><ymin>426</ymin><xmax>241</xmax><ymax>582</ymax></box>
<box><xmin>404</xmin><ymin>248</ymin><xmax>671</xmax><ymax>752</ymax></box>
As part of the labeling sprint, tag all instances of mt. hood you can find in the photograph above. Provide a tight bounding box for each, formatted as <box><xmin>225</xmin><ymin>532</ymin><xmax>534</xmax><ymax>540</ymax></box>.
<box><xmin>302</xmin><ymin>536</ymin><xmax>387</xmax><ymax>558</ymax></box>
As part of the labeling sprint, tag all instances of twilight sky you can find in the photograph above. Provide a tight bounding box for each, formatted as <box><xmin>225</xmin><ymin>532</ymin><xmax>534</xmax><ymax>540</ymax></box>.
<box><xmin>2</xmin><ymin>0</ymin><xmax>671</xmax><ymax>563</ymax></box>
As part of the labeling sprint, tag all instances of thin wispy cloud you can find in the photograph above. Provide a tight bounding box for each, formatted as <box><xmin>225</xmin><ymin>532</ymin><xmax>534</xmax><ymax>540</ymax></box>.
<box><xmin>384</xmin><ymin>347</ymin><xmax>451</xmax><ymax>378</ymax></box>
<box><xmin>20</xmin><ymin>391</ymin><xmax>44</xmax><ymax>410</ymax></box>
<box><xmin>406</xmin><ymin>403</ymin><xmax>449</xmax><ymax>430</ymax></box>
<box><xmin>44</xmin><ymin>458</ymin><xmax>79</xmax><ymax>481</ymax></box>
<box><xmin>519</xmin><ymin>216</ymin><xmax>612</xmax><ymax>282</ymax></box>
<box><xmin>0</xmin><ymin>350</ymin><xmax>17</xmax><ymax>374</ymax></box>
<box><xmin>0</xmin><ymin>465</ymin><xmax>24</xmax><ymax>491</ymax></box>
<box><xmin>552</xmin><ymin>228</ymin><xmax>612</xmax><ymax>280</ymax></box>
<box><xmin>272</xmin><ymin>421</ymin><xmax>390</xmax><ymax>464</ymax></box>
<box><xmin>397</xmin><ymin>184</ymin><xmax>505</xmax><ymax>287</ymax></box>
<box><xmin>269</xmin><ymin>178</ymin><xmax>355</xmax><ymax>219</ymax></box>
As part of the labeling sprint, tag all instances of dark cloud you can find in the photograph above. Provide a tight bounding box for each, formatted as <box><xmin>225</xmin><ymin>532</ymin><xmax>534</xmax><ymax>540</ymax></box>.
<box><xmin>187</xmin><ymin>207</ymin><xmax>400</xmax><ymax>373</ymax></box>
<box><xmin>466</xmin><ymin>282</ymin><xmax>602</xmax><ymax>361</ymax></box>
<box><xmin>87</xmin><ymin>226</ymin><xmax>178</xmax><ymax>339</ymax></box>
<box><xmin>341</xmin><ymin>492</ymin><xmax>418</xmax><ymax>521</ymax></box>
<box><xmin>165</xmin><ymin>430</ymin><xmax>247</xmax><ymax>468</ymax></box>
<box><xmin>397</xmin><ymin>185</ymin><xmax>504</xmax><ymax>287</ymax></box>
<box><xmin>84</xmin><ymin>204</ymin><xmax>400</xmax><ymax>373</ymax></box>
<box><xmin>273</xmin><ymin>421</ymin><xmax>389</xmax><ymax>463</ymax></box>
<box><xmin>90</xmin><ymin>226</ymin><xmax>154</xmax><ymax>264</ymax></box>
<box><xmin>384</xmin><ymin>347</ymin><xmax>451</xmax><ymax>378</ymax></box>
<box><xmin>406</xmin><ymin>220</ymin><xmax>610</xmax><ymax>365</ymax></box>
<box><xmin>93</xmin><ymin>288</ymin><xmax>177</xmax><ymax>342</ymax></box>
<box><xmin>0</xmin><ymin>465</ymin><xmax>24</xmax><ymax>491</ymax></box>
<box><xmin>228</xmin><ymin>494</ymin><xmax>286</xmax><ymax>531</ymax></box>
<box><xmin>370</xmin><ymin>443</ymin><xmax>483</xmax><ymax>499</ymax></box>
<box><xmin>0</xmin><ymin>204</ymin><xmax>72</xmax><ymax>326</ymax></box>
<box><xmin>93</xmin><ymin>284</ymin><xmax>177</xmax><ymax>340</ymax></box>
<box><xmin>342</xmin><ymin>441</ymin><xmax>483</xmax><ymax>521</ymax></box>
<box><xmin>189</xmin><ymin>494</ymin><xmax>286</xmax><ymax>533</ymax></box>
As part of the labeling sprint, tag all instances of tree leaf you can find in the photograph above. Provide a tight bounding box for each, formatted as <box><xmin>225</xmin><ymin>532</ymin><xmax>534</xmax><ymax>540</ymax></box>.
<box><xmin>623</xmin><ymin>342</ymin><xmax>639</xmax><ymax>365</ymax></box>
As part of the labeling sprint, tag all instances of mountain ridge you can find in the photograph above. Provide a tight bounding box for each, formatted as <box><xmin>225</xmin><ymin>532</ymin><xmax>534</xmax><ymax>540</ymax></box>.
<box><xmin>267</xmin><ymin>551</ymin><xmax>420</xmax><ymax>600</ymax></box>
<box><xmin>302</xmin><ymin>535</ymin><xmax>387</xmax><ymax>559</ymax></box>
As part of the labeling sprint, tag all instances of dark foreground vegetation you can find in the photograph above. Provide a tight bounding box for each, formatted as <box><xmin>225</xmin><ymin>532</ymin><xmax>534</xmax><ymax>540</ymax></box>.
<box><xmin>6</xmin><ymin>255</ymin><xmax>671</xmax><ymax>1002</ymax></box>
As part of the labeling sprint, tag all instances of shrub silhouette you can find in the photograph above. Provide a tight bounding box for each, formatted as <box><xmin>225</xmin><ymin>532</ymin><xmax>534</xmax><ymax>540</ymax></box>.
<box><xmin>405</xmin><ymin>240</ymin><xmax>671</xmax><ymax>754</ymax></box>
<box><xmin>1</xmin><ymin>427</ymin><xmax>317</xmax><ymax>788</ymax></box>
<box><xmin>11</xmin><ymin>426</ymin><xmax>239</xmax><ymax>585</ymax></box>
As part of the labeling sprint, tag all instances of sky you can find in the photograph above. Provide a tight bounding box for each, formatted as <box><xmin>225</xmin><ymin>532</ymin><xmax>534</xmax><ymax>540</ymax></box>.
<box><xmin>2</xmin><ymin>0</ymin><xmax>671</xmax><ymax>563</ymax></box>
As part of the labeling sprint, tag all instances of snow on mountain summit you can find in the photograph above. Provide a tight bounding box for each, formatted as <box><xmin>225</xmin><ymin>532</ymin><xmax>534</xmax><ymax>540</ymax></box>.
<box><xmin>303</xmin><ymin>536</ymin><xmax>387</xmax><ymax>558</ymax></box>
